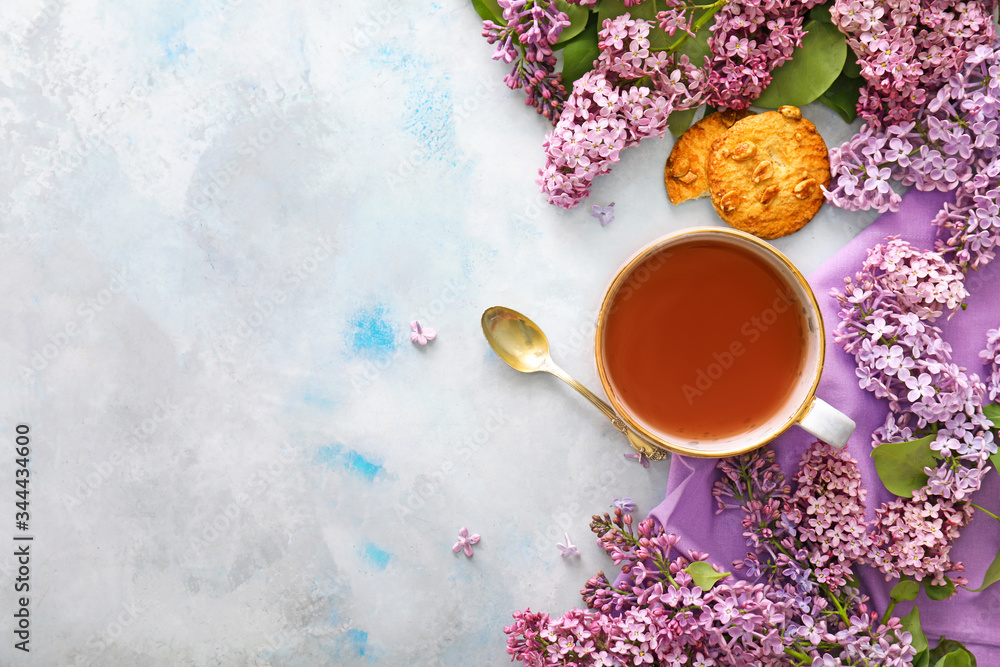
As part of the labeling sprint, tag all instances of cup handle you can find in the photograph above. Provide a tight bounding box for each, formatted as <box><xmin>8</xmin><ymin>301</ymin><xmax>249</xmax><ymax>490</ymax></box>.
<box><xmin>796</xmin><ymin>397</ymin><xmax>855</xmax><ymax>449</ymax></box>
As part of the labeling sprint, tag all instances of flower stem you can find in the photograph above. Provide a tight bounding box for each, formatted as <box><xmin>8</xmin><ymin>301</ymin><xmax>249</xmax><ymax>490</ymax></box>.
<box><xmin>972</xmin><ymin>502</ymin><xmax>1000</xmax><ymax>523</ymax></box>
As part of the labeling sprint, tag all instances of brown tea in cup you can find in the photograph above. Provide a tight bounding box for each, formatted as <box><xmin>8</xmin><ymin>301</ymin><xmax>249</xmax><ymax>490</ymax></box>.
<box><xmin>600</xmin><ymin>235</ymin><xmax>807</xmax><ymax>440</ymax></box>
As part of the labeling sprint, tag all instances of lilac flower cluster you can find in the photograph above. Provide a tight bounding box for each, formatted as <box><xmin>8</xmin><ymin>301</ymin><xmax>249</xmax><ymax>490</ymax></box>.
<box><xmin>825</xmin><ymin>41</ymin><xmax>1000</xmax><ymax>272</ymax></box>
<box><xmin>831</xmin><ymin>237</ymin><xmax>996</xmax><ymax>584</ymax></box>
<box><xmin>508</xmin><ymin>511</ymin><xmax>799</xmax><ymax>665</ymax></box>
<box><xmin>505</xmin><ymin>442</ymin><xmax>918</xmax><ymax>666</ymax></box>
<box><xmin>538</xmin><ymin>13</ymin><xmax>707</xmax><ymax>208</ymax></box>
<box><xmin>980</xmin><ymin>327</ymin><xmax>1000</xmax><ymax>402</ymax></box>
<box><xmin>703</xmin><ymin>0</ymin><xmax>823</xmax><ymax>110</ymax></box>
<box><xmin>482</xmin><ymin>0</ymin><xmax>571</xmax><ymax>122</ymax></box>
<box><xmin>713</xmin><ymin>443</ymin><xmax>917</xmax><ymax>666</ymax></box>
<box><xmin>829</xmin><ymin>0</ymin><xmax>996</xmax><ymax>129</ymax></box>
<box><xmin>786</xmin><ymin>443</ymin><xmax>873</xmax><ymax>590</ymax></box>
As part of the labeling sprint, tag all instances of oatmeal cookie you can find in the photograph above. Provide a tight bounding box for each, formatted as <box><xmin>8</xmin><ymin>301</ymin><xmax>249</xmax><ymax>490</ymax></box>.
<box><xmin>664</xmin><ymin>109</ymin><xmax>756</xmax><ymax>205</ymax></box>
<box><xmin>706</xmin><ymin>106</ymin><xmax>830</xmax><ymax>239</ymax></box>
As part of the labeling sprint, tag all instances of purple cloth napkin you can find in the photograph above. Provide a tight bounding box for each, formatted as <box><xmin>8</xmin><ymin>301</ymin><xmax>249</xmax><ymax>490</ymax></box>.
<box><xmin>649</xmin><ymin>189</ymin><xmax>1000</xmax><ymax>661</ymax></box>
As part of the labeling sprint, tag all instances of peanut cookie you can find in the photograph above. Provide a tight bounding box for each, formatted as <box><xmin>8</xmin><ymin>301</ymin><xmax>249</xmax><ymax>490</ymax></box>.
<box><xmin>706</xmin><ymin>106</ymin><xmax>830</xmax><ymax>239</ymax></box>
<box><xmin>664</xmin><ymin>109</ymin><xmax>756</xmax><ymax>205</ymax></box>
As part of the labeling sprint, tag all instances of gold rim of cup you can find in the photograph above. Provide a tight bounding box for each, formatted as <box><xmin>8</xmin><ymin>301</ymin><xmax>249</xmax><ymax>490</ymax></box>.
<box><xmin>594</xmin><ymin>226</ymin><xmax>826</xmax><ymax>458</ymax></box>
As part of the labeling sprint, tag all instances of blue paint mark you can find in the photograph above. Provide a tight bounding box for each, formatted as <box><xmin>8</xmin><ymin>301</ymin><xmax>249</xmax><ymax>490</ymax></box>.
<box><xmin>301</xmin><ymin>393</ymin><xmax>333</xmax><ymax>409</ymax></box>
<box><xmin>348</xmin><ymin>304</ymin><xmax>398</xmax><ymax>358</ymax></box>
<box><xmin>361</xmin><ymin>542</ymin><xmax>391</xmax><ymax>570</ymax></box>
<box><xmin>345</xmin><ymin>629</ymin><xmax>368</xmax><ymax>656</ymax></box>
<box><xmin>163</xmin><ymin>40</ymin><xmax>192</xmax><ymax>62</ymax></box>
<box><xmin>315</xmin><ymin>443</ymin><xmax>383</xmax><ymax>482</ymax></box>
<box><xmin>369</xmin><ymin>45</ymin><xmax>455</xmax><ymax>161</ymax></box>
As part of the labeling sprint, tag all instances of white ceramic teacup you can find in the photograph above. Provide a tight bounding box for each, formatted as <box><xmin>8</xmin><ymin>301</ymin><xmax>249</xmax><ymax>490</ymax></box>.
<box><xmin>595</xmin><ymin>227</ymin><xmax>855</xmax><ymax>458</ymax></box>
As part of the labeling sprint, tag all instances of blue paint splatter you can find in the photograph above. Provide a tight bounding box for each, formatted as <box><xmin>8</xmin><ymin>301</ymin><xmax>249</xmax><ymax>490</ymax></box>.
<box><xmin>348</xmin><ymin>304</ymin><xmax>398</xmax><ymax>358</ymax></box>
<box><xmin>163</xmin><ymin>40</ymin><xmax>192</xmax><ymax>62</ymax></box>
<box><xmin>345</xmin><ymin>629</ymin><xmax>369</xmax><ymax>656</ymax></box>
<box><xmin>315</xmin><ymin>443</ymin><xmax>383</xmax><ymax>482</ymax></box>
<box><xmin>301</xmin><ymin>393</ymin><xmax>333</xmax><ymax>409</ymax></box>
<box><xmin>361</xmin><ymin>542</ymin><xmax>392</xmax><ymax>570</ymax></box>
<box><xmin>369</xmin><ymin>45</ymin><xmax>455</xmax><ymax>161</ymax></box>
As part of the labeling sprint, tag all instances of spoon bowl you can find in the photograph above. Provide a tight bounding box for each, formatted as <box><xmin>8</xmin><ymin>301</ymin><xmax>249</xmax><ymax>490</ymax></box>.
<box><xmin>481</xmin><ymin>306</ymin><xmax>553</xmax><ymax>373</ymax></box>
<box><xmin>481</xmin><ymin>306</ymin><xmax>667</xmax><ymax>460</ymax></box>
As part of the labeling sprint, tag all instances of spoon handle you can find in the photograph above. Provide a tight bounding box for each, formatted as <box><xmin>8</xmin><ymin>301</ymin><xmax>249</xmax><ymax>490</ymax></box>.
<box><xmin>544</xmin><ymin>363</ymin><xmax>668</xmax><ymax>460</ymax></box>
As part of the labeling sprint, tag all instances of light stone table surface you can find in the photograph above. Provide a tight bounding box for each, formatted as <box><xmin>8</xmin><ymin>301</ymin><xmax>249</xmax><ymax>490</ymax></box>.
<box><xmin>0</xmin><ymin>2</ymin><xmax>880</xmax><ymax>665</ymax></box>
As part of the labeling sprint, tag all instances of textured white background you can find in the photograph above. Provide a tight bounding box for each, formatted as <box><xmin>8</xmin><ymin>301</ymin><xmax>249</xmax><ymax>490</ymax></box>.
<box><xmin>0</xmin><ymin>1</ymin><xmax>878</xmax><ymax>664</ymax></box>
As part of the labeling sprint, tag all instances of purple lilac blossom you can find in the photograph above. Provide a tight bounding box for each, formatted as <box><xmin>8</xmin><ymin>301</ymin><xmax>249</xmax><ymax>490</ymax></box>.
<box><xmin>505</xmin><ymin>445</ymin><xmax>918</xmax><ymax>665</ymax></box>
<box><xmin>830</xmin><ymin>237</ymin><xmax>995</xmax><ymax>585</ymax></box>
<box><xmin>481</xmin><ymin>0</ymin><xmax>570</xmax><ymax>123</ymax></box>
<box><xmin>829</xmin><ymin>0</ymin><xmax>996</xmax><ymax>129</ymax></box>
<box><xmin>538</xmin><ymin>12</ymin><xmax>706</xmax><ymax>208</ymax></box>
<box><xmin>826</xmin><ymin>39</ymin><xmax>1000</xmax><ymax>272</ymax></box>
<box><xmin>703</xmin><ymin>0</ymin><xmax>824</xmax><ymax>109</ymax></box>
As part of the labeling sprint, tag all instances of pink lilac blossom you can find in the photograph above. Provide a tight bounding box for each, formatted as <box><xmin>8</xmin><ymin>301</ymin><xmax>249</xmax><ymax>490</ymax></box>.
<box><xmin>453</xmin><ymin>526</ymin><xmax>481</xmax><ymax>557</ymax></box>
<box><xmin>786</xmin><ymin>443</ymin><xmax>874</xmax><ymax>590</ymax></box>
<box><xmin>829</xmin><ymin>0</ymin><xmax>996</xmax><ymax>129</ymax></box>
<box><xmin>825</xmin><ymin>39</ymin><xmax>1000</xmax><ymax>272</ymax></box>
<box><xmin>830</xmin><ymin>237</ymin><xmax>996</xmax><ymax>584</ymax></box>
<box><xmin>481</xmin><ymin>0</ymin><xmax>570</xmax><ymax>122</ymax></box>
<box><xmin>538</xmin><ymin>12</ymin><xmax>707</xmax><ymax>208</ymax></box>
<box><xmin>703</xmin><ymin>0</ymin><xmax>824</xmax><ymax>109</ymax></box>
<box><xmin>409</xmin><ymin>320</ymin><xmax>436</xmax><ymax>345</ymax></box>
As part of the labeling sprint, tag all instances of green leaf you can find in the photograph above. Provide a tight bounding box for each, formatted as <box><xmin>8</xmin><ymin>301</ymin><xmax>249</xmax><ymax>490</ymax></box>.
<box><xmin>901</xmin><ymin>605</ymin><xmax>929</xmax><ymax>654</ymax></box>
<box><xmin>684</xmin><ymin>561</ymin><xmax>729</xmax><ymax>590</ymax></box>
<box><xmin>818</xmin><ymin>72</ymin><xmax>862</xmax><ymax>123</ymax></box>
<box><xmin>809</xmin><ymin>4</ymin><xmax>833</xmax><ymax>23</ymax></box>
<box><xmin>970</xmin><ymin>541</ymin><xmax>1000</xmax><ymax>591</ymax></box>
<box><xmin>553</xmin><ymin>0</ymin><xmax>592</xmax><ymax>47</ymax></box>
<box><xmin>922</xmin><ymin>578</ymin><xmax>956</xmax><ymax>601</ymax></box>
<box><xmin>471</xmin><ymin>0</ymin><xmax>504</xmax><ymax>24</ymax></box>
<box><xmin>871</xmin><ymin>433</ymin><xmax>939</xmax><ymax>498</ymax></box>
<box><xmin>560</xmin><ymin>16</ymin><xmax>600</xmax><ymax>87</ymax></box>
<box><xmin>842</xmin><ymin>54</ymin><xmax>862</xmax><ymax>78</ymax></box>
<box><xmin>596</xmin><ymin>0</ymin><xmax>670</xmax><ymax>50</ymax></box>
<box><xmin>674</xmin><ymin>11</ymin><xmax>713</xmax><ymax>68</ymax></box>
<box><xmin>891</xmin><ymin>579</ymin><xmax>921</xmax><ymax>603</ymax></box>
<box><xmin>667</xmin><ymin>106</ymin><xmax>699</xmax><ymax>137</ymax></box>
<box><xmin>929</xmin><ymin>638</ymin><xmax>977</xmax><ymax>667</ymax></box>
<box><xmin>915</xmin><ymin>652</ymin><xmax>931</xmax><ymax>667</ymax></box>
<box><xmin>932</xmin><ymin>649</ymin><xmax>975</xmax><ymax>667</ymax></box>
<box><xmin>754</xmin><ymin>20</ymin><xmax>848</xmax><ymax>108</ymax></box>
